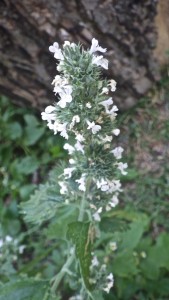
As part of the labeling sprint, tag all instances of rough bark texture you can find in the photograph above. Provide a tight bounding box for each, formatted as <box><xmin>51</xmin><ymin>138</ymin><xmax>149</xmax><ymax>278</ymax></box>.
<box><xmin>0</xmin><ymin>0</ymin><xmax>163</xmax><ymax>110</ymax></box>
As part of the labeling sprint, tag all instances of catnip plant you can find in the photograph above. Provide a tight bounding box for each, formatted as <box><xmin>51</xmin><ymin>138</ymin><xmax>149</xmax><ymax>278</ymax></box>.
<box><xmin>40</xmin><ymin>38</ymin><xmax>127</xmax><ymax>299</ymax></box>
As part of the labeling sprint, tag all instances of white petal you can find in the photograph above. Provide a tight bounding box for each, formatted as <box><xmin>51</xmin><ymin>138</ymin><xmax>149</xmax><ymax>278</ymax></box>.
<box><xmin>112</xmin><ymin>129</ymin><xmax>120</xmax><ymax>136</ymax></box>
<box><xmin>45</xmin><ymin>105</ymin><xmax>56</xmax><ymax>113</ymax></box>
<box><xmin>90</xmin><ymin>38</ymin><xmax>107</xmax><ymax>54</ymax></box>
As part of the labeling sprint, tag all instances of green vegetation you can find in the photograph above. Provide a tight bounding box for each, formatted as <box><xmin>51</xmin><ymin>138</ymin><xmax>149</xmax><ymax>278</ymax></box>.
<box><xmin>0</xmin><ymin>72</ymin><xmax>169</xmax><ymax>299</ymax></box>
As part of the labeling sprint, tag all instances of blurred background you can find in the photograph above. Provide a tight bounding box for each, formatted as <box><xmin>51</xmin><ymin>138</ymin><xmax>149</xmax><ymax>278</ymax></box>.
<box><xmin>0</xmin><ymin>1</ymin><xmax>169</xmax><ymax>299</ymax></box>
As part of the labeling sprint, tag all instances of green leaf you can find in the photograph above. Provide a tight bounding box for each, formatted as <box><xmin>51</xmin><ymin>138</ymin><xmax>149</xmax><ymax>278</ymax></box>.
<box><xmin>15</xmin><ymin>157</ymin><xmax>39</xmax><ymax>175</ymax></box>
<box><xmin>21</xmin><ymin>184</ymin><xmax>62</xmax><ymax>225</ymax></box>
<box><xmin>24</xmin><ymin>126</ymin><xmax>45</xmax><ymax>146</ymax></box>
<box><xmin>7</xmin><ymin>122</ymin><xmax>22</xmax><ymax>139</ymax></box>
<box><xmin>140</xmin><ymin>233</ymin><xmax>169</xmax><ymax>280</ymax></box>
<box><xmin>0</xmin><ymin>279</ymin><xmax>47</xmax><ymax>300</ymax></box>
<box><xmin>140</xmin><ymin>256</ymin><xmax>160</xmax><ymax>280</ymax></box>
<box><xmin>67</xmin><ymin>222</ymin><xmax>92</xmax><ymax>290</ymax></box>
<box><xmin>119</xmin><ymin>220</ymin><xmax>146</xmax><ymax>252</ymax></box>
<box><xmin>113</xmin><ymin>251</ymin><xmax>138</xmax><ymax>277</ymax></box>
<box><xmin>148</xmin><ymin>232</ymin><xmax>169</xmax><ymax>270</ymax></box>
<box><xmin>45</xmin><ymin>205</ymin><xmax>78</xmax><ymax>239</ymax></box>
<box><xmin>24</xmin><ymin>114</ymin><xmax>39</xmax><ymax>127</ymax></box>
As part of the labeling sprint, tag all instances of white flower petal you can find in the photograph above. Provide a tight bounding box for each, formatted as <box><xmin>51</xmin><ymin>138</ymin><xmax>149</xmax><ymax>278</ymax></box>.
<box><xmin>92</xmin><ymin>55</ymin><xmax>109</xmax><ymax>69</ymax></box>
<box><xmin>64</xmin><ymin>143</ymin><xmax>75</xmax><ymax>154</ymax></box>
<box><xmin>90</xmin><ymin>38</ymin><xmax>107</xmax><ymax>54</ymax></box>
<box><xmin>112</xmin><ymin>128</ymin><xmax>120</xmax><ymax>136</ymax></box>
<box><xmin>111</xmin><ymin>147</ymin><xmax>124</xmax><ymax>159</ymax></box>
<box><xmin>109</xmin><ymin>79</ymin><xmax>117</xmax><ymax>92</ymax></box>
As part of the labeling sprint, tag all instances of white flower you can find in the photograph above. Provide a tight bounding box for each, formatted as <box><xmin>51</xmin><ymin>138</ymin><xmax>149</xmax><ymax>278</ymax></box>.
<box><xmin>101</xmin><ymin>135</ymin><xmax>113</xmax><ymax>143</ymax></box>
<box><xmin>69</xmin><ymin>159</ymin><xmax>75</xmax><ymax>164</ymax></box>
<box><xmin>109</xmin><ymin>194</ymin><xmax>119</xmax><ymax>207</ymax></box>
<box><xmin>91</xmin><ymin>255</ymin><xmax>99</xmax><ymax>267</ymax></box>
<box><xmin>89</xmin><ymin>38</ymin><xmax>107</xmax><ymax>54</ymax></box>
<box><xmin>109</xmin><ymin>242</ymin><xmax>117</xmax><ymax>251</ymax></box>
<box><xmin>103</xmin><ymin>273</ymin><xmax>114</xmax><ymax>293</ymax></box>
<box><xmin>111</xmin><ymin>147</ymin><xmax>124</xmax><ymax>159</ymax></box>
<box><xmin>47</xmin><ymin>120</ymin><xmax>59</xmax><ymax>134</ymax></box>
<box><xmin>108</xmin><ymin>105</ymin><xmax>118</xmax><ymax>115</ymax></box>
<box><xmin>86</xmin><ymin>102</ymin><xmax>92</xmax><ymax>108</ymax></box>
<box><xmin>57</xmin><ymin>123</ymin><xmax>68</xmax><ymax>139</ymax></box>
<box><xmin>52</xmin><ymin>75</ymin><xmax>68</xmax><ymax>87</ymax></box>
<box><xmin>109</xmin><ymin>79</ymin><xmax>117</xmax><ymax>92</ymax></box>
<box><xmin>116</xmin><ymin>162</ymin><xmax>128</xmax><ymax>175</ymax></box>
<box><xmin>99</xmin><ymin>98</ymin><xmax>113</xmax><ymax>113</ymax></box>
<box><xmin>64</xmin><ymin>143</ymin><xmax>75</xmax><ymax>154</ymax></box>
<box><xmin>58</xmin><ymin>181</ymin><xmax>68</xmax><ymax>194</ymax></box>
<box><xmin>5</xmin><ymin>236</ymin><xmax>13</xmax><ymax>243</ymax></box>
<box><xmin>57</xmin><ymin>61</ymin><xmax>64</xmax><ymax>72</ymax></box>
<box><xmin>76</xmin><ymin>174</ymin><xmax>86</xmax><ymax>191</ymax></box>
<box><xmin>49</xmin><ymin>42</ymin><xmax>59</xmax><ymax>53</ymax></box>
<box><xmin>93</xmin><ymin>207</ymin><xmax>102</xmax><ymax>222</ymax></box>
<box><xmin>108</xmin><ymin>180</ymin><xmax>122</xmax><ymax>193</ymax></box>
<box><xmin>106</xmin><ymin>205</ymin><xmax>111</xmax><ymax>211</ymax></box>
<box><xmin>75</xmin><ymin>133</ymin><xmax>85</xmax><ymax>142</ymax></box>
<box><xmin>74</xmin><ymin>141</ymin><xmax>84</xmax><ymax>153</ymax></box>
<box><xmin>64</xmin><ymin>167</ymin><xmax>75</xmax><ymax>179</ymax></box>
<box><xmin>92</xmin><ymin>55</ymin><xmax>108</xmax><ymax>70</ymax></box>
<box><xmin>57</xmin><ymin>85</ymin><xmax>73</xmax><ymax>108</ymax></box>
<box><xmin>70</xmin><ymin>115</ymin><xmax>80</xmax><ymax>129</ymax></box>
<box><xmin>19</xmin><ymin>245</ymin><xmax>26</xmax><ymax>254</ymax></box>
<box><xmin>100</xmin><ymin>87</ymin><xmax>109</xmax><ymax>95</ymax></box>
<box><xmin>86</xmin><ymin>120</ymin><xmax>101</xmax><ymax>134</ymax></box>
<box><xmin>107</xmin><ymin>273</ymin><xmax>114</xmax><ymax>281</ymax></box>
<box><xmin>41</xmin><ymin>106</ymin><xmax>56</xmax><ymax>123</ymax></box>
<box><xmin>112</xmin><ymin>128</ymin><xmax>120</xmax><ymax>136</ymax></box>
<box><xmin>96</xmin><ymin>178</ymin><xmax>109</xmax><ymax>191</ymax></box>
<box><xmin>96</xmin><ymin>178</ymin><xmax>107</xmax><ymax>188</ymax></box>
<box><xmin>49</xmin><ymin>42</ymin><xmax>64</xmax><ymax>60</ymax></box>
<box><xmin>63</xmin><ymin>41</ymin><xmax>76</xmax><ymax>48</ymax></box>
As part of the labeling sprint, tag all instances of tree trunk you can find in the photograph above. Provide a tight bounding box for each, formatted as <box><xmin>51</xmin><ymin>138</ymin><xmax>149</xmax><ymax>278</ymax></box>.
<box><xmin>0</xmin><ymin>0</ymin><xmax>167</xmax><ymax>110</ymax></box>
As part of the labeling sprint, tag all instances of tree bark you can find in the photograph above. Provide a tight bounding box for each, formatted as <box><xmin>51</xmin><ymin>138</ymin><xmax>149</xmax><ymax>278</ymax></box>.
<box><xmin>0</xmin><ymin>0</ymin><xmax>165</xmax><ymax>110</ymax></box>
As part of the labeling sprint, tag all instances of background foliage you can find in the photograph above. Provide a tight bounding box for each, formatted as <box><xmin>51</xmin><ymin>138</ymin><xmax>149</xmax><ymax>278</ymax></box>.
<box><xmin>0</xmin><ymin>71</ymin><xmax>169</xmax><ymax>299</ymax></box>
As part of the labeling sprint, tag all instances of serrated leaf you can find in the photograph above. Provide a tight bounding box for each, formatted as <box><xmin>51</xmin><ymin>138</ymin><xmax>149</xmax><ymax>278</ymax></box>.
<box><xmin>67</xmin><ymin>222</ymin><xmax>92</xmax><ymax>290</ymax></box>
<box><xmin>0</xmin><ymin>279</ymin><xmax>47</xmax><ymax>300</ymax></box>
<box><xmin>21</xmin><ymin>184</ymin><xmax>63</xmax><ymax>225</ymax></box>
<box><xmin>20</xmin><ymin>164</ymin><xmax>66</xmax><ymax>225</ymax></box>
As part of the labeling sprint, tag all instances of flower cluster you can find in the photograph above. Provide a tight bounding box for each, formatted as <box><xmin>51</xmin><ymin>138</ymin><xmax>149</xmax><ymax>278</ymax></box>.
<box><xmin>0</xmin><ymin>234</ymin><xmax>26</xmax><ymax>265</ymax></box>
<box><xmin>42</xmin><ymin>38</ymin><xmax>127</xmax><ymax>222</ymax></box>
<box><xmin>42</xmin><ymin>38</ymin><xmax>127</xmax><ymax>295</ymax></box>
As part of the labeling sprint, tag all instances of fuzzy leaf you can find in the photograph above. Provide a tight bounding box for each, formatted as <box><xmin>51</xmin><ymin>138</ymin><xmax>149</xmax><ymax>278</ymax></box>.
<box><xmin>67</xmin><ymin>222</ymin><xmax>92</xmax><ymax>290</ymax></box>
<box><xmin>20</xmin><ymin>183</ymin><xmax>63</xmax><ymax>225</ymax></box>
<box><xmin>20</xmin><ymin>165</ymin><xmax>66</xmax><ymax>225</ymax></box>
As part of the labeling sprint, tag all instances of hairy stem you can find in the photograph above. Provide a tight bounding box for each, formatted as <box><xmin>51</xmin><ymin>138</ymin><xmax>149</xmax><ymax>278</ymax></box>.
<box><xmin>78</xmin><ymin>178</ymin><xmax>91</xmax><ymax>222</ymax></box>
<box><xmin>51</xmin><ymin>248</ymin><xmax>75</xmax><ymax>295</ymax></box>
<box><xmin>51</xmin><ymin>180</ymin><xmax>90</xmax><ymax>294</ymax></box>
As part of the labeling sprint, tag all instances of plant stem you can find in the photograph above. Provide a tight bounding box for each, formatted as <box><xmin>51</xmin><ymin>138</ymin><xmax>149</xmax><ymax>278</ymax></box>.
<box><xmin>51</xmin><ymin>248</ymin><xmax>75</xmax><ymax>295</ymax></box>
<box><xmin>51</xmin><ymin>180</ymin><xmax>90</xmax><ymax>295</ymax></box>
<box><xmin>78</xmin><ymin>192</ymin><xmax>86</xmax><ymax>222</ymax></box>
<box><xmin>78</xmin><ymin>178</ymin><xmax>90</xmax><ymax>222</ymax></box>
